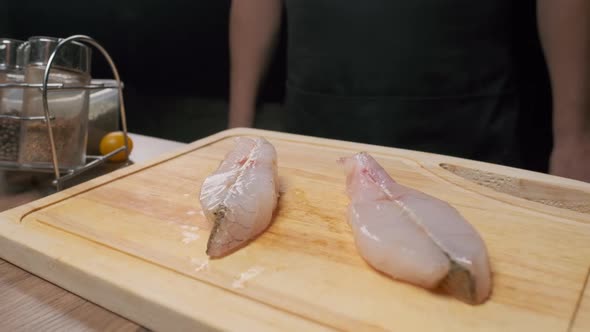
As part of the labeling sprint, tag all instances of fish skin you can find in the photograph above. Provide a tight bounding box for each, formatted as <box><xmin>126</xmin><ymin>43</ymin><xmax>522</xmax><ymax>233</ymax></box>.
<box><xmin>340</xmin><ymin>152</ymin><xmax>492</xmax><ymax>304</ymax></box>
<box><xmin>199</xmin><ymin>137</ymin><xmax>279</xmax><ymax>258</ymax></box>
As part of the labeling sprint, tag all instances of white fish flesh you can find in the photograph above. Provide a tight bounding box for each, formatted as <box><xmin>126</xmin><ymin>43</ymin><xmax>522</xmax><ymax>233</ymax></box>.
<box><xmin>339</xmin><ymin>152</ymin><xmax>492</xmax><ymax>304</ymax></box>
<box><xmin>199</xmin><ymin>137</ymin><xmax>279</xmax><ymax>257</ymax></box>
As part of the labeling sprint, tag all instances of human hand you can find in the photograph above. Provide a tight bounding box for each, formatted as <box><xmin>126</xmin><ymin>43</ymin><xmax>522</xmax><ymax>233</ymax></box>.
<box><xmin>549</xmin><ymin>136</ymin><xmax>590</xmax><ymax>183</ymax></box>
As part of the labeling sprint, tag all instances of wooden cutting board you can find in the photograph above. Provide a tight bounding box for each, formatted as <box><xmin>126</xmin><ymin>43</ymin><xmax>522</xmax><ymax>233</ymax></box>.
<box><xmin>1</xmin><ymin>128</ymin><xmax>590</xmax><ymax>331</ymax></box>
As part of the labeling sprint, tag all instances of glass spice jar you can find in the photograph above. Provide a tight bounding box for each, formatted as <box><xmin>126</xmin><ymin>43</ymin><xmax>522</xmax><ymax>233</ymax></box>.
<box><xmin>0</xmin><ymin>38</ymin><xmax>25</xmax><ymax>164</ymax></box>
<box><xmin>18</xmin><ymin>36</ymin><xmax>92</xmax><ymax>170</ymax></box>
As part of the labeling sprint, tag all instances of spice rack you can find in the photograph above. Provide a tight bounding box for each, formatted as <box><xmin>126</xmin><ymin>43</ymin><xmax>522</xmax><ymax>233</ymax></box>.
<box><xmin>0</xmin><ymin>35</ymin><xmax>130</xmax><ymax>191</ymax></box>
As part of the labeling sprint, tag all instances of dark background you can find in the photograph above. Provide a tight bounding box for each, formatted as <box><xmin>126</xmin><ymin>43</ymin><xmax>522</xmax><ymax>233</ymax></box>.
<box><xmin>2</xmin><ymin>0</ymin><xmax>287</xmax><ymax>142</ymax></box>
<box><xmin>1</xmin><ymin>0</ymin><xmax>552</xmax><ymax>172</ymax></box>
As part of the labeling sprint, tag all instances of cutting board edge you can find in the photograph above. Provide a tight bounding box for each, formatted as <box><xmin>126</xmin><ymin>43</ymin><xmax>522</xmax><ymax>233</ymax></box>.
<box><xmin>571</xmin><ymin>266</ymin><xmax>590</xmax><ymax>332</ymax></box>
<box><xmin>0</xmin><ymin>216</ymin><xmax>332</xmax><ymax>332</ymax></box>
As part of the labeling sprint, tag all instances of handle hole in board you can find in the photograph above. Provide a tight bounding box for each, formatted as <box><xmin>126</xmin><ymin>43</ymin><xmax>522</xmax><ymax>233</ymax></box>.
<box><xmin>439</xmin><ymin>163</ymin><xmax>590</xmax><ymax>214</ymax></box>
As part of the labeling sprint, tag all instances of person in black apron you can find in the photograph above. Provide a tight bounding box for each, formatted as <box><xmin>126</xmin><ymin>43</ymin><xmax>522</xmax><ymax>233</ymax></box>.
<box><xmin>282</xmin><ymin>1</ymin><xmax>523</xmax><ymax>168</ymax></box>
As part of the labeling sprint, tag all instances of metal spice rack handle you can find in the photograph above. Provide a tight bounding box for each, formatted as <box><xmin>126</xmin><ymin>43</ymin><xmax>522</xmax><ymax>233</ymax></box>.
<box><xmin>0</xmin><ymin>35</ymin><xmax>130</xmax><ymax>191</ymax></box>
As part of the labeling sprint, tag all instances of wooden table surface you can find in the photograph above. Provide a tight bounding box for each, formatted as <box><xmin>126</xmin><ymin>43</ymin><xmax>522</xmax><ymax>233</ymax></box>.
<box><xmin>0</xmin><ymin>133</ymin><xmax>186</xmax><ymax>331</ymax></box>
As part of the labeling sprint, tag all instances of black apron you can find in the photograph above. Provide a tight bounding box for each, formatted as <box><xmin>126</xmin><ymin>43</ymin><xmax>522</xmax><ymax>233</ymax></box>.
<box><xmin>283</xmin><ymin>0</ymin><xmax>523</xmax><ymax>168</ymax></box>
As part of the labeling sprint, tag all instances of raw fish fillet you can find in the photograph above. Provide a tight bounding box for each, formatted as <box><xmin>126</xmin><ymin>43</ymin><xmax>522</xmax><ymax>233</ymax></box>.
<box><xmin>199</xmin><ymin>137</ymin><xmax>279</xmax><ymax>257</ymax></box>
<box><xmin>339</xmin><ymin>152</ymin><xmax>492</xmax><ymax>304</ymax></box>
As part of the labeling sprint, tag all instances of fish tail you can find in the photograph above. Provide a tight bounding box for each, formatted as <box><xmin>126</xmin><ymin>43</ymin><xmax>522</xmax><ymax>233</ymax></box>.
<box><xmin>438</xmin><ymin>260</ymin><xmax>478</xmax><ymax>305</ymax></box>
<box><xmin>206</xmin><ymin>205</ymin><xmax>228</xmax><ymax>257</ymax></box>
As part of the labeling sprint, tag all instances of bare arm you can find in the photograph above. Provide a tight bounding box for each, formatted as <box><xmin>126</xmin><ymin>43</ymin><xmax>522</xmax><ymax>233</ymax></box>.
<box><xmin>228</xmin><ymin>0</ymin><xmax>283</xmax><ymax>128</ymax></box>
<box><xmin>537</xmin><ymin>0</ymin><xmax>590</xmax><ymax>182</ymax></box>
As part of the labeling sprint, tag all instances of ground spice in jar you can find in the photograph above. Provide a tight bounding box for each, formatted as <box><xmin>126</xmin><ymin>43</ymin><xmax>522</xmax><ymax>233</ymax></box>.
<box><xmin>18</xmin><ymin>36</ymin><xmax>91</xmax><ymax>170</ymax></box>
<box><xmin>19</xmin><ymin>117</ymin><xmax>83</xmax><ymax>168</ymax></box>
<box><xmin>0</xmin><ymin>39</ymin><xmax>26</xmax><ymax>163</ymax></box>
<box><xmin>0</xmin><ymin>110</ymin><xmax>21</xmax><ymax>162</ymax></box>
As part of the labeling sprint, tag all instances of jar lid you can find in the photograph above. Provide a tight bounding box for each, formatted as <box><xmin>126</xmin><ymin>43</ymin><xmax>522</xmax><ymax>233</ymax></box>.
<box><xmin>24</xmin><ymin>36</ymin><xmax>91</xmax><ymax>74</ymax></box>
<box><xmin>0</xmin><ymin>38</ymin><xmax>25</xmax><ymax>70</ymax></box>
